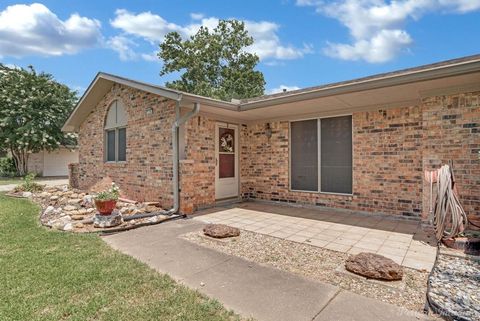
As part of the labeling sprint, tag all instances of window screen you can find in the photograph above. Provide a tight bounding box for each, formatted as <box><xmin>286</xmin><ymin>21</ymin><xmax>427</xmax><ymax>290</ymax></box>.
<box><xmin>320</xmin><ymin>116</ymin><xmax>352</xmax><ymax>194</ymax></box>
<box><xmin>290</xmin><ymin>116</ymin><xmax>353</xmax><ymax>194</ymax></box>
<box><xmin>106</xmin><ymin>130</ymin><xmax>116</xmax><ymax>162</ymax></box>
<box><xmin>118</xmin><ymin>128</ymin><xmax>126</xmax><ymax>162</ymax></box>
<box><xmin>290</xmin><ymin>119</ymin><xmax>318</xmax><ymax>191</ymax></box>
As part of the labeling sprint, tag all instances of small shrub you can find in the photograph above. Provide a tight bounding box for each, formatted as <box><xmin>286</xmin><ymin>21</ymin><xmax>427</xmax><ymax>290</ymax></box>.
<box><xmin>0</xmin><ymin>157</ymin><xmax>17</xmax><ymax>177</ymax></box>
<box><xmin>14</xmin><ymin>173</ymin><xmax>44</xmax><ymax>193</ymax></box>
<box><xmin>94</xmin><ymin>182</ymin><xmax>120</xmax><ymax>201</ymax></box>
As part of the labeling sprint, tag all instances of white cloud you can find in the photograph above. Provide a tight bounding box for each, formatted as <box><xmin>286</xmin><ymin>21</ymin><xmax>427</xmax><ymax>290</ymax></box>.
<box><xmin>107</xmin><ymin>35</ymin><xmax>139</xmax><ymax>61</ymax></box>
<box><xmin>141</xmin><ymin>52</ymin><xmax>159</xmax><ymax>62</ymax></box>
<box><xmin>268</xmin><ymin>85</ymin><xmax>301</xmax><ymax>94</ymax></box>
<box><xmin>324</xmin><ymin>29</ymin><xmax>412</xmax><ymax>63</ymax></box>
<box><xmin>109</xmin><ymin>9</ymin><xmax>311</xmax><ymax>61</ymax></box>
<box><xmin>0</xmin><ymin>3</ymin><xmax>101</xmax><ymax>58</ymax></box>
<box><xmin>297</xmin><ymin>0</ymin><xmax>480</xmax><ymax>62</ymax></box>
<box><xmin>110</xmin><ymin>9</ymin><xmax>185</xmax><ymax>43</ymax></box>
<box><xmin>190</xmin><ymin>13</ymin><xmax>205</xmax><ymax>20</ymax></box>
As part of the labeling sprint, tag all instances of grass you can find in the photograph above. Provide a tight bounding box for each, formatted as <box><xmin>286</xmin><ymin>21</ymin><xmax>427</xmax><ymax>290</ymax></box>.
<box><xmin>0</xmin><ymin>194</ymin><xmax>242</xmax><ymax>321</ymax></box>
<box><xmin>0</xmin><ymin>177</ymin><xmax>24</xmax><ymax>185</ymax></box>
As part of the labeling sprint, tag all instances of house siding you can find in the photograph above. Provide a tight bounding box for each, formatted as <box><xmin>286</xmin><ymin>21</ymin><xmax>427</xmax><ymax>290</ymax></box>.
<box><xmin>422</xmin><ymin>92</ymin><xmax>480</xmax><ymax>226</ymax></box>
<box><xmin>77</xmin><ymin>84</ymin><xmax>177</xmax><ymax>206</ymax></box>
<box><xmin>241</xmin><ymin>92</ymin><xmax>480</xmax><ymax>223</ymax></box>
<box><xmin>76</xmin><ymin>84</ymin><xmax>480</xmax><ymax>225</ymax></box>
<box><xmin>241</xmin><ymin>107</ymin><xmax>424</xmax><ymax>218</ymax></box>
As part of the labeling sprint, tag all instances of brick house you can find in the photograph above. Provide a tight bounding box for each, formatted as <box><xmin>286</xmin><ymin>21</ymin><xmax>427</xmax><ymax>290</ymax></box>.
<box><xmin>62</xmin><ymin>55</ymin><xmax>480</xmax><ymax>225</ymax></box>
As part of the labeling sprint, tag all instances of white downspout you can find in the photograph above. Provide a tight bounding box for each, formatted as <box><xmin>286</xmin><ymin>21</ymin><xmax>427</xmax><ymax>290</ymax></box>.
<box><xmin>166</xmin><ymin>100</ymin><xmax>200</xmax><ymax>215</ymax></box>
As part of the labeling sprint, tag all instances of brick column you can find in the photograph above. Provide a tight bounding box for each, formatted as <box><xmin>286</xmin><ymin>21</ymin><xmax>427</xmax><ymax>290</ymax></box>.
<box><xmin>179</xmin><ymin>160</ymin><xmax>195</xmax><ymax>215</ymax></box>
<box><xmin>68</xmin><ymin>163</ymin><xmax>80</xmax><ymax>189</ymax></box>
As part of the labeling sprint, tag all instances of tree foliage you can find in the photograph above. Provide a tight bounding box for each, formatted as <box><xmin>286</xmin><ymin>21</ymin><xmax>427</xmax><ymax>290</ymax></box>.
<box><xmin>158</xmin><ymin>19</ymin><xmax>265</xmax><ymax>101</ymax></box>
<box><xmin>0</xmin><ymin>65</ymin><xmax>77</xmax><ymax>175</ymax></box>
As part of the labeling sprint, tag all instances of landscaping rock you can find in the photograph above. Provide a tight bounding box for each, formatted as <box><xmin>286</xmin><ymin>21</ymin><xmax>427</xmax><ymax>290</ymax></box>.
<box><xmin>74</xmin><ymin>222</ymin><xmax>84</xmax><ymax>229</ymax></box>
<box><xmin>82</xmin><ymin>195</ymin><xmax>94</xmax><ymax>207</ymax></box>
<box><xmin>144</xmin><ymin>205</ymin><xmax>159</xmax><ymax>213</ymax></box>
<box><xmin>345</xmin><ymin>252</ymin><xmax>403</xmax><ymax>281</ymax></box>
<box><xmin>31</xmin><ymin>185</ymin><xmax>174</xmax><ymax>232</ymax></box>
<box><xmin>93</xmin><ymin>212</ymin><xmax>123</xmax><ymax>228</ymax></box>
<box><xmin>63</xmin><ymin>223</ymin><xmax>73</xmax><ymax>231</ymax></box>
<box><xmin>63</xmin><ymin>205</ymin><xmax>77</xmax><ymax>212</ymax></box>
<box><xmin>44</xmin><ymin>206</ymin><xmax>55</xmax><ymax>215</ymax></box>
<box><xmin>48</xmin><ymin>216</ymin><xmax>72</xmax><ymax>230</ymax></box>
<box><xmin>203</xmin><ymin>224</ymin><xmax>240</xmax><ymax>239</ymax></box>
<box><xmin>428</xmin><ymin>254</ymin><xmax>480</xmax><ymax>320</ymax></box>
<box><xmin>22</xmin><ymin>192</ymin><xmax>33</xmax><ymax>198</ymax></box>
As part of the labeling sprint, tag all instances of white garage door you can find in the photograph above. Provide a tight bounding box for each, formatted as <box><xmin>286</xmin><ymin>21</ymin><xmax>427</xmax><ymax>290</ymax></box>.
<box><xmin>43</xmin><ymin>149</ymin><xmax>79</xmax><ymax>177</ymax></box>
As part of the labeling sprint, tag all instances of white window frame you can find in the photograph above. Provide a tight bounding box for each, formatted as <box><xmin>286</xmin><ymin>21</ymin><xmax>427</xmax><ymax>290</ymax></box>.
<box><xmin>289</xmin><ymin>114</ymin><xmax>353</xmax><ymax>196</ymax></box>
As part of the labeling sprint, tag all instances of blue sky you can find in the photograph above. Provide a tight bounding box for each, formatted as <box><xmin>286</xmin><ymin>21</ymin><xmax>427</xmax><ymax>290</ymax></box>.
<box><xmin>1</xmin><ymin>0</ymin><xmax>479</xmax><ymax>96</ymax></box>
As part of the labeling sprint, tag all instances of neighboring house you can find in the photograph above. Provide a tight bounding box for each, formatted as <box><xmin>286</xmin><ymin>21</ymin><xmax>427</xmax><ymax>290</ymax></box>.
<box><xmin>62</xmin><ymin>55</ymin><xmax>480</xmax><ymax>226</ymax></box>
<box><xmin>28</xmin><ymin>147</ymin><xmax>79</xmax><ymax>177</ymax></box>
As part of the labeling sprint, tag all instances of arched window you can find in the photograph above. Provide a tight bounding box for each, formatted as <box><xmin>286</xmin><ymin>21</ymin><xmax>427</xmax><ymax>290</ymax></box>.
<box><xmin>105</xmin><ymin>100</ymin><xmax>127</xmax><ymax>162</ymax></box>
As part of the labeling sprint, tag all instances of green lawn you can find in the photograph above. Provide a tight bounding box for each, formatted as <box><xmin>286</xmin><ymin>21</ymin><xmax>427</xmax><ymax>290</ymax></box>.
<box><xmin>0</xmin><ymin>177</ymin><xmax>24</xmax><ymax>185</ymax></box>
<box><xmin>0</xmin><ymin>194</ymin><xmax>242</xmax><ymax>321</ymax></box>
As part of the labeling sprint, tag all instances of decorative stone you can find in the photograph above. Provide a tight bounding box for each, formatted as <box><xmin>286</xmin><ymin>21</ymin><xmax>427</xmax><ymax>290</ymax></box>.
<box><xmin>428</xmin><ymin>254</ymin><xmax>479</xmax><ymax>320</ymax></box>
<box><xmin>82</xmin><ymin>195</ymin><xmax>94</xmax><ymax>207</ymax></box>
<box><xmin>71</xmin><ymin>215</ymin><xmax>84</xmax><ymax>221</ymax></box>
<box><xmin>39</xmin><ymin>192</ymin><xmax>50</xmax><ymax>198</ymax></box>
<box><xmin>93</xmin><ymin>212</ymin><xmax>123</xmax><ymax>228</ymax></box>
<box><xmin>145</xmin><ymin>205</ymin><xmax>159</xmax><ymax>213</ymax></box>
<box><xmin>63</xmin><ymin>223</ymin><xmax>73</xmax><ymax>231</ymax></box>
<box><xmin>63</xmin><ymin>205</ymin><xmax>77</xmax><ymax>211</ymax></box>
<box><xmin>44</xmin><ymin>206</ymin><xmax>55</xmax><ymax>215</ymax></box>
<box><xmin>48</xmin><ymin>216</ymin><xmax>72</xmax><ymax>230</ymax></box>
<box><xmin>203</xmin><ymin>224</ymin><xmax>240</xmax><ymax>239</ymax></box>
<box><xmin>345</xmin><ymin>252</ymin><xmax>403</xmax><ymax>281</ymax></box>
<box><xmin>145</xmin><ymin>215</ymin><xmax>167</xmax><ymax>223</ymax></box>
<box><xmin>67</xmin><ymin>198</ymin><xmax>82</xmax><ymax>204</ymax></box>
<box><xmin>22</xmin><ymin>192</ymin><xmax>33</xmax><ymax>198</ymax></box>
<box><xmin>74</xmin><ymin>222</ymin><xmax>84</xmax><ymax>229</ymax></box>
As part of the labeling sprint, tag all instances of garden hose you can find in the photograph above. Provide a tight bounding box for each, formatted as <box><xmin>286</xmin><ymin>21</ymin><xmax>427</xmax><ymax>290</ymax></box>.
<box><xmin>431</xmin><ymin>165</ymin><xmax>468</xmax><ymax>241</ymax></box>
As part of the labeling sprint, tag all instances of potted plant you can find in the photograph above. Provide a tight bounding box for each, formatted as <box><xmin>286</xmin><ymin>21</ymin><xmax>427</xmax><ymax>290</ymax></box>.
<box><xmin>94</xmin><ymin>183</ymin><xmax>120</xmax><ymax>215</ymax></box>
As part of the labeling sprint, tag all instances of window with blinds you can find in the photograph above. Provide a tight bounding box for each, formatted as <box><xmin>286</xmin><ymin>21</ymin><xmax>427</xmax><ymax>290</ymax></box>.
<box><xmin>290</xmin><ymin>115</ymin><xmax>352</xmax><ymax>194</ymax></box>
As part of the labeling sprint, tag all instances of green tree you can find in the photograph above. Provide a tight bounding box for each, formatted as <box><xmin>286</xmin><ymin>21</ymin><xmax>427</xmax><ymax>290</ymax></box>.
<box><xmin>158</xmin><ymin>19</ymin><xmax>265</xmax><ymax>101</ymax></box>
<box><xmin>0</xmin><ymin>65</ymin><xmax>77</xmax><ymax>175</ymax></box>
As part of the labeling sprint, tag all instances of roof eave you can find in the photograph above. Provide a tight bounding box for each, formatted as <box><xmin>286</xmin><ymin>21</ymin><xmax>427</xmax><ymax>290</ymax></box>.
<box><xmin>62</xmin><ymin>72</ymin><xmax>239</xmax><ymax>132</ymax></box>
<box><xmin>240</xmin><ymin>58</ymin><xmax>480</xmax><ymax>111</ymax></box>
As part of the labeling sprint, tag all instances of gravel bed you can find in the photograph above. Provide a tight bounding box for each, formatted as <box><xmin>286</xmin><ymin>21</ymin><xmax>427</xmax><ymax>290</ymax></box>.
<box><xmin>428</xmin><ymin>254</ymin><xmax>479</xmax><ymax>320</ymax></box>
<box><xmin>184</xmin><ymin>230</ymin><xmax>429</xmax><ymax>312</ymax></box>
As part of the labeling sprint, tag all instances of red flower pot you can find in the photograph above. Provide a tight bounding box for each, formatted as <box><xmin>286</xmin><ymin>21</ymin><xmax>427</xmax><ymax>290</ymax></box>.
<box><xmin>94</xmin><ymin>199</ymin><xmax>117</xmax><ymax>216</ymax></box>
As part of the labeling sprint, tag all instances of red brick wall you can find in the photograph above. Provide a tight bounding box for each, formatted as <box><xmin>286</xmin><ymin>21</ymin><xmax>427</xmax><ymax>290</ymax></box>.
<box><xmin>241</xmin><ymin>107</ymin><xmax>424</xmax><ymax>218</ymax></box>
<box><xmin>78</xmin><ymin>84</ymin><xmax>176</xmax><ymax>206</ymax></box>
<box><xmin>180</xmin><ymin>114</ymin><xmax>217</xmax><ymax>211</ymax></box>
<box><xmin>422</xmin><ymin>91</ymin><xmax>480</xmax><ymax>226</ymax></box>
<box><xmin>241</xmin><ymin>92</ymin><xmax>479</xmax><ymax>222</ymax></box>
<box><xmin>78</xmin><ymin>84</ymin><xmax>479</xmax><ymax>222</ymax></box>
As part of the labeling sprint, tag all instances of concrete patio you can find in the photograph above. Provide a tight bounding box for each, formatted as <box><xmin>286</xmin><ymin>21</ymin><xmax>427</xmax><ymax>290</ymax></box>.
<box><xmin>194</xmin><ymin>202</ymin><xmax>438</xmax><ymax>271</ymax></box>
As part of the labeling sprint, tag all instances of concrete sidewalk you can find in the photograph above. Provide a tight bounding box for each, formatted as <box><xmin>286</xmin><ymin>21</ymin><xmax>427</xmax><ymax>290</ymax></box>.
<box><xmin>103</xmin><ymin>219</ymin><xmax>432</xmax><ymax>321</ymax></box>
<box><xmin>0</xmin><ymin>178</ymin><xmax>68</xmax><ymax>192</ymax></box>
